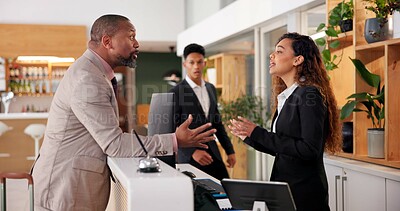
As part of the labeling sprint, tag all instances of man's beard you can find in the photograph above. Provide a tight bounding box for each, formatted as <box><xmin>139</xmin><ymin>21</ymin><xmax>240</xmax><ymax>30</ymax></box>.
<box><xmin>117</xmin><ymin>53</ymin><xmax>137</xmax><ymax>68</ymax></box>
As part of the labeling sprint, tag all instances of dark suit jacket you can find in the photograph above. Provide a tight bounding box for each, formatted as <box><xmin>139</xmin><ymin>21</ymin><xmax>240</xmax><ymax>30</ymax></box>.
<box><xmin>244</xmin><ymin>86</ymin><xmax>330</xmax><ymax>211</ymax></box>
<box><xmin>169</xmin><ymin>79</ymin><xmax>234</xmax><ymax>163</ymax></box>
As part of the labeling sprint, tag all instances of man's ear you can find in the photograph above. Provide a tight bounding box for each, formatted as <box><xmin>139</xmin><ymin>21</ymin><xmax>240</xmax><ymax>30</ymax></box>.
<box><xmin>294</xmin><ymin>55</ymin><xmax>304</xmax><ymax>66</ymax></box>
<box><xmin>101</xmin><ymin>35</ymin><xmax>112</xmax><ymax>49</ymax></box>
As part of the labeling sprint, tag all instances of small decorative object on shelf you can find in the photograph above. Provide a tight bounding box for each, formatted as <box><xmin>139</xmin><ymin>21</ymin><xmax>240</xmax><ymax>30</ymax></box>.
<box><xmin>364</xmin><ymin>17</ymin><xmax>389</xmax><ymax>43</ymax></box>
<box><xmin>6</xmin><ymin>58</ymin><xmax>70</xmax><ymax>95</ymax></box>
<box><xmin>340</xmin><ymin>58</ymin><xmax>385</xmax><ymax>158</ymax></box>
<box><xmin>363</xmin><ymin>0</ymin><xmax>400</xmax><ymax>43</ymax></box>
<box><xmin>331</xmin><ymin>0</ymin><xmax>354</xmax><ymax>32</ymax></box>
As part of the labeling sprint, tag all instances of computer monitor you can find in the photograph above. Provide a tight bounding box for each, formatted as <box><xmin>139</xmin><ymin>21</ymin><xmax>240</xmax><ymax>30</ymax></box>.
<box><xmin>147</xmin><ymin>92</ymin><xmax>176</xmax><ymax>168</ymax></box>
<box><xmin>221</xmin><ymin>178</ymin><xmax>296</xmax><ymax>211</ymax></box>
<box><xmin>147</xmin><ymin>92</ymin><xmax>175</xmax><ymax>135</ymax></box>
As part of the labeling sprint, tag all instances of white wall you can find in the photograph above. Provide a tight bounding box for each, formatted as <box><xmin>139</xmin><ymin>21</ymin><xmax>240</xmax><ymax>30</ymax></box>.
<box><xmin>177</xmin><ymin>0</ymin><xmax>322</xmax><ymax>55</ymax></box>
<box><xmin>185</xmin><ymin>0</ymin><xmax>220</xmax><ymax>28</ymax></box>
<box><xmin>0</xmin><ymin>0</ymin><xmax>185</xmax><ymax>52</ymax></box>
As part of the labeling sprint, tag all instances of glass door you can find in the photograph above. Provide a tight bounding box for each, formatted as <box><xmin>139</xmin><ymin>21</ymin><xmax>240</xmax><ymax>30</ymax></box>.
<box><xmin>257</xmin><ymin>25</ymin><xmax>288</xmax><ymax>181</ymax></box>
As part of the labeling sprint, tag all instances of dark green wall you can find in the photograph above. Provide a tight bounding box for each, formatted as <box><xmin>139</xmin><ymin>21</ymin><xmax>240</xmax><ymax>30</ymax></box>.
<box><xmin>136</xmin><ymin>52</ymin><xmax>181</xmax><ymax>104</ymax></box>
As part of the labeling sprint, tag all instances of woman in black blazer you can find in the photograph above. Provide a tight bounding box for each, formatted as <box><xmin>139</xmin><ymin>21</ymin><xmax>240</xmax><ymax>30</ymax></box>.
<box><xmin>229</xmin><ymin>32</ymin><xmax>342</xmax><ymax>211</ymax></box>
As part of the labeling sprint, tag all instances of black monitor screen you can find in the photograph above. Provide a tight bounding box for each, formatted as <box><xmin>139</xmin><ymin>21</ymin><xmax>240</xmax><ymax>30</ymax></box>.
<box><xmin>221</xmin><ymin>178</ymin><xmax>296</xmax><ymax>211</ymax></box>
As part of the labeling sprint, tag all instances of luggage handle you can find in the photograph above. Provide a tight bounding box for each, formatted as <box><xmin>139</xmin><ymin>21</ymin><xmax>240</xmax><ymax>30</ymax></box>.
<box><xmin>0</xmin><ymin>173</ymin><xmax>33</xmax><ymax>185</ymax></box>
<box><xmin>1</xmin><ymin>172</ymin><xmax>34</xmax><ymax>211</ymax></box>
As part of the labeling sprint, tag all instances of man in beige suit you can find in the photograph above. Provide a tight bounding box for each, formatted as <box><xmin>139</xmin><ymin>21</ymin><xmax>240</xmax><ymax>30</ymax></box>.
<box><xmin>31</xmin><ymin>14</ymin><xmax>216</xmax><ymax>211</ymax></box>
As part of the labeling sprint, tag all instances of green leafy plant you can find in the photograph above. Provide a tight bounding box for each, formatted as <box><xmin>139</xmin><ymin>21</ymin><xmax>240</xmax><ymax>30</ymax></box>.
<box><xmin>316</xmin><ymin>0</ymin><xmax>354</xmax><ymax>71</ymax></box>
<box><xmin>219</xmin><ymin>95</ymin><xmax>268</xmax><ymax>129</ymax></box>
<box><xmin>364</xmin><ymin>0</ymin><xmax>400</xmax><ymax>27</ymax></box>
<box><xmin>340</xmin><ymin>58</ymin><xmax>384</xmax><ymax>128</ymax></box>
<box><xmin>315</xmin><ymin>26</ymin><xmax>341</xmax><ymax>71</ymax></box>
<box><xmin>329</xmin><ymin>0</ymin><xmax>354</xmax><ymax>27</ymax></box>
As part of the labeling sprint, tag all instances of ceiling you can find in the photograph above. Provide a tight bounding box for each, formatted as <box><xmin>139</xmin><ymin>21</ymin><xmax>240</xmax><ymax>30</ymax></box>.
<box><xmin>139</xmin><ymin>41</ymin><xmax>177</xmax><ymax>53</ymax></box>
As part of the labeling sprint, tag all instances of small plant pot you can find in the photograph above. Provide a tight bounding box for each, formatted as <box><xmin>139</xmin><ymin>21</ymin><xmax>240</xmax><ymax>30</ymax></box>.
<box><xmin>339</xmin><ymin>19</ymin><xmax>353</xmax><ymax>33</ymax></box>
<box><xmin>367</xmin><ymin>128</ymin><xmax>385</xmax><ymax>159</ymax></box>
<box><xmin>364</xmin><ymin>18</ymin><xmax>389</xmax><ymax>43</ymax></box>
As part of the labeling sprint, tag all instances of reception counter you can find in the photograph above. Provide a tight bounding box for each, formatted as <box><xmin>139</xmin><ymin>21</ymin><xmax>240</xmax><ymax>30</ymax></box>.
<box><xmin>106</xmin><ymin>157</ymin><xmax>194</xmax><ymax>211</ymax></box>
<box><xmin>0</xmin><ymin>113</ymin><xmax>48</xmax><ymax>172</ymax></box>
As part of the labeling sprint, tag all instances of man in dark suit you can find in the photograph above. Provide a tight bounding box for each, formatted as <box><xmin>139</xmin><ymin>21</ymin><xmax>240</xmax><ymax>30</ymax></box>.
<box><xmin>170</xmin><ymin>43</ymin><xmax>236</xmax><ymax>180</ymax></box>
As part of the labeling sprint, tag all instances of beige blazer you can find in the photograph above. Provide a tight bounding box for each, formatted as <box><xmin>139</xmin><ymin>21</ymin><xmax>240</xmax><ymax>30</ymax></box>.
<box><xmin>32</xmin><ymin>49</ymin><xmax>175</xmax><ymax>211</ymax></box>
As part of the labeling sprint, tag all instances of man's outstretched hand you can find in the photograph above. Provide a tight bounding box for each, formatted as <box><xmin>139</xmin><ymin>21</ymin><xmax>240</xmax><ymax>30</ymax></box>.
<box><xmin>175</xmin><ymin>114</ymin><xmax>216</xmax><ymax>148</ymax></box>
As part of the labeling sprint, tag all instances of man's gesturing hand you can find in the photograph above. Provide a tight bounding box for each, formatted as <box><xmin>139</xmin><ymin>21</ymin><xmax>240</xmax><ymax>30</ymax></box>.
<box><xmin>175</xmin><ymin>114</ymin><xmax>216</xmax><ymax>148</ymax></box>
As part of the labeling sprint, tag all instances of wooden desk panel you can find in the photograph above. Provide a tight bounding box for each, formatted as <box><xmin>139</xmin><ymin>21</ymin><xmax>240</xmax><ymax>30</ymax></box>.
<box><xmin>0</xmin><ymin>119</ymin><xmax>47</xmax><ymax>172</ymax></box>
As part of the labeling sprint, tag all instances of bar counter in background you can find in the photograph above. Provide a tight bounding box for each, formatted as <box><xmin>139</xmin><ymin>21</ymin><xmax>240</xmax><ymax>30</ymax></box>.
<box><xmin>0</xmin><ymin>113</ymin><xmax>48</xmax><ymax>172</ymax></box>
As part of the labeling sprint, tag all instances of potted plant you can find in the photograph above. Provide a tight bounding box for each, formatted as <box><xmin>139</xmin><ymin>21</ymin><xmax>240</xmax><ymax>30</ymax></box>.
<box><xmin>363</xmin><ymin>0</ymin><xmax>400</xmax><ymax>43</ymax></box>
<box><xmin>329</xmin><ymin>0</ymin><xmax>354</xmax><ymax>32</ymax></box>
<box><xmin>340</xmin><ymin>58</ymin><xmax>385</xmax><ymax>158</ymax></box>
<box><xmin>219</xmin><ymin>95</ymin><xmax>269</xmax><ymax>178</ymax></box>
<box><xmin>315</xmin><ymin>0</ymin><xmax>354</xmax><ymax>71</ymax></box>
<box><xmin>219</xmin><ymin>95</ymin><xmax>268</xmax><ymax>129</ymax></box>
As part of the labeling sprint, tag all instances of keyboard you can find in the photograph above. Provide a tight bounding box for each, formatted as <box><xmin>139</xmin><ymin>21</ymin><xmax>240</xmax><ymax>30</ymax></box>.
<box><xmin>193</xmin><ymin>178</ymin><xmax>225</xmax><ymax>194</ymax></box>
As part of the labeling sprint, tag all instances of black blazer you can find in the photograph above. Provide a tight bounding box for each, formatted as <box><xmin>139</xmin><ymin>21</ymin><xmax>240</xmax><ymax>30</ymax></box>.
<box><xmin>245</xmin><ymin>86</ymin><xmax>330</xmax><ymax>211</ymax></box>
<box><xmin>169</xmin><ymin>79</ymin><xmax>234</xmax><ymax>163</ymax></box>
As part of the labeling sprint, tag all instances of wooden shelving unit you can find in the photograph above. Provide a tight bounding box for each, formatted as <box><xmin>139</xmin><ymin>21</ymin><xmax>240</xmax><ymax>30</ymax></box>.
<box><xmin>328</xmin><ymin>0</ymin><xmax>400</xmax><ymax>169</ymax></box>
<box><xmin>0</xmin><ymin>23</ymin><xmax>86</xmax><ymax>95</ymax></box>
<box><xmin>6</xmin><ymin>59</ymin><xmax>72</xmax><ymax>95</ymax></box>
<box><xmin>205</xmin><ymin>53</ymin><xmax>248</xmax><ymax>179</ymax></box>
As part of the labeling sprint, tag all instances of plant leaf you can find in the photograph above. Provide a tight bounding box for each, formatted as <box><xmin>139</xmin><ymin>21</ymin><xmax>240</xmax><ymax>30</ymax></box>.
<box><xmin>322</xmin><ymin>49</ymin><xmax>331</xmax><ymax>61</ymax></box>
<box><xmin>346</xmin><ymin>92</ymin><xmax>369</xmax><ymax>99</ymax></box>
<box><xmin>317</xmin><ymin>23</ymin><xmax>326</xmax><ymax>32</ymax></box>
<box><xmin>315</xmin><ymin>38</ymin><xmax>326</xmax><ymax>46</ymax></box>
<box><xmin>340</xmin><ymin>101</ymin><xmax>357</xmax><ymax>119</ymax></box>
<box><xmin>326</xmin><ymin>27</ymin><xmax>339</xmax><ymax>37</ymax></box>
<box><xmin>350</xmin><ymin>58</ymin><xmax>380</xmax><ymax>88</ymax></box>
<box><xmin>329</xmin><ymin>40</ymin><xmax>341</xmax><ymax>49</ymax></box>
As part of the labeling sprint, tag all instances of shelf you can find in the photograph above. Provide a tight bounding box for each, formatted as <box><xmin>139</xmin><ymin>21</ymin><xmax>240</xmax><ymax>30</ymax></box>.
<box><xmin>16</xmin><ymin>93</ymin><xmax>53</xmax><ymax>97</ymax></box>
<box><xmin>6</xmin><ymin>59</ymin><xmax>70</xmax><ymax>95</ymax></box>
<box><xmin>328</xmin><ymin>31</ymin><xmax>353</xmax><ymax>43</ymax></box>
<box><xmin>14</xmin><ymin>61</ymin><xmax>49</xmax><ymax>66</ymax></box>
<box><xmin>337</xmin><ymin>153</ymin><xmax>400</xmax><ymax>169</ymax></box>
<box><xmin>337</xmin><ymin>151</ymin><xmax>354</xmax><ymax>159</ymax></box>
<box><xmin>355</xmin><ymin>38</ymin><xmax>400</xmax><ymax>51</ymax></box>
<box><xmin>51</xmin><ymin>62</ymin><xmax>72</xmax><ymax>67</ymax></box>
<box><xmin>9</xmin><ymin>77</ymin><xmax>50</xmax><ymax>81</ymax></box>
